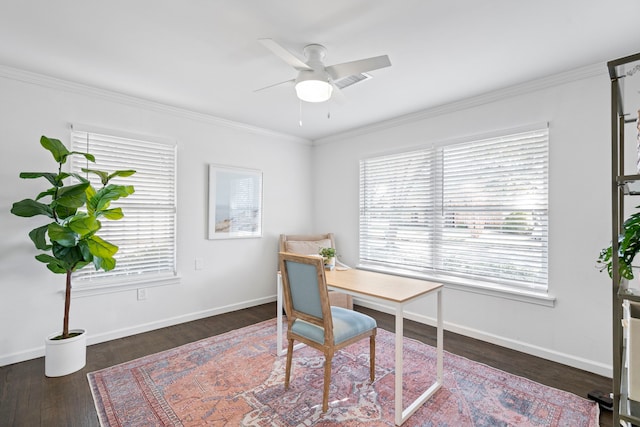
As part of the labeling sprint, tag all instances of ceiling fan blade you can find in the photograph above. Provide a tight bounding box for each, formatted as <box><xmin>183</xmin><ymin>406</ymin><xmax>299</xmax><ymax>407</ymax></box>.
<box><xmin>326</xmin><ymin>55</ymin><xmax>391</xmax><ymax>80</ymax></box>
<box><xmin>254</xmin><ymin>78</ymin><xmax>295</xmax><ymax>92</ymax></box>
<box><xmin>258</xmin><ymin>38</ymin><xmax>312</xmax><ymax>71</ymax></box>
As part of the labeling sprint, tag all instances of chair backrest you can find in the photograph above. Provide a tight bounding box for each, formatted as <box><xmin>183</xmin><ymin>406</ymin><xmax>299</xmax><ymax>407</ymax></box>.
<box><xmin>279</xmin><ymin>252</ymin><xmax>333</xmax><ymax>333</ymax></box>
<box><xmin>279</xmin><ymin>233</ymin><xmax>335</xmax><ymax>256</ymax></box>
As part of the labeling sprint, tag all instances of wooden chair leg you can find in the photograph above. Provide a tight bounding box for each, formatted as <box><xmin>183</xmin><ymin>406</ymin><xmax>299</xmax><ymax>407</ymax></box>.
<box><xmin>322</xmin><ymin>354</ymin><xmax>333</xmax><ymax>412</ymax></box>
<box><xmin>285</xmin><ymin>339</ymin><xmax>294</xmax><ymax>389</ymax></box>
<box><xmin>370</xmin><ymin>335</ymin><xmax>376</xmax><ymax>382</ymax></box>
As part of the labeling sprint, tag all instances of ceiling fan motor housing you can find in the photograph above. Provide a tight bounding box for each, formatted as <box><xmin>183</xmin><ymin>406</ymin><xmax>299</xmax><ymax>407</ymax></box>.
<box><xmin>295</xmin><ymin>44</ymin><xmax>332</xmax><ymax>102</ymax></box>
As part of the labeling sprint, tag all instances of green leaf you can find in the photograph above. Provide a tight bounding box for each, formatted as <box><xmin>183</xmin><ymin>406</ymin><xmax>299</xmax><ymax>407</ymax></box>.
<box><xmin>29</xmin><ymin>225</ymin><xmax>51</xmax><ymax>250</ymax></box>
<box><xmin>40</xmin><ymin>136</ymin><xmax>70</xmax><ymax>163</ymax></box>
<box><xmin>82</xmin><ymin>168</ymin><xmax>136</xmax><ymax>186</ymax></box>
<box><xmin>48</xmin><ymin>223</ymin><xmax>78</xmax><ymax>247</ymax></box>
<box><xmin>39</xmin><ymin>135</ymin><xmax>96</xmax><ymax>164</ymax></box>
<box><xmin>55</xmin><ymin>182</ymin><xmax>90</xmax><ymax>208</ymax></box>
<box><xmin>19</xmin><ymin>172</ymin><xmax>61</xmax><ymax>187</ymax></box>
<box><xmin>70</xmin><ymin>173</ymin><xmax>90</xmax><ymax>184</ymax></box>
<box><xmin>86</xmin><ymin>234</ymin><xmax>118</xmax><ymax>272</ymax></box>
<box><xmin>78</xmin><ymin>240</ymin><xmax>93</xmax><ymax>262</ymax></box>
<box><xmin>82</xmin><ymin>168</ymin><xmax>110</xmax><ymax>186</ymax></box>
<box><xmin>69</xmin><ymin>151</ymin><xmax>95</xmax><ymax>162</ymax></box>
<box><xmin>51</xmin><ymin>243</ymin><xmax>84</xmax><ymax>269</ymax></box>
<box><xmin>93</xmin><ymin>255</ymin><xmax>116</xmax><ymax>271</ymax></box>
<box><xmin>86</xmin><ymin>235</ymin><xmax>118</xmax><ymax>258</ymax></box>
<box><xmin>35</xmin><ymin>188</ymin><xmax>56</xmax><ymax>201</ymax></box>
<box><xmin>68</xmin><ymin>213</ymin><xmax>100</xmax><ymax>237</ymax></box>
<box><xmin>11</xmin><ymin>199</ymin><xmax>53</xmax><ymax>218</ymax></box>
<box><xmin>101</xmin><ymin>207</ymin><xmax>124</xmax><ymax>220</ymax></box>
<box><xmin>73</xmin><ymin>260</ymin><xmax>92</xmax><ymax>272</ymax></box>
<box><xmin>109</xmin><ymin>169</ymin><xmax>136</xmax><ymax>180</ymax></box>
<box><xmin>35</xmin><ymin>254</ymin><xmax>68</xmax><ymax>274</ymax></box>
<box><xmin>92</xmin><ymin>184</ymin><xmax>134</xmax><ymax>212</ymax></box>
<box><xmin>54</xmin><ymin>204</ymin><xmax>78</xmax><ymax>220</ymax></box>
<box><xmin>85</xmin><ymin>185</ymin><xmax>97</xmax><ymax>215</ymax></box>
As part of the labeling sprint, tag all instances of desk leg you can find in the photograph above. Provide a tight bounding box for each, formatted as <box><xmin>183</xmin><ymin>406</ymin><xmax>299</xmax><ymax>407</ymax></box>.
<box><xmin>394</xmin><ymin>304</ymin><xmax>404</xmax><ymax>425</ymax></box>
<box><xmin>395</xmin><ymin>288</ymin><xmax>443</xmax><ymax>426</ymax></box>
<box><xmin>437</xmin><ymin>289</ymin><xmax>443</xmax><ymax>383</ymax></box>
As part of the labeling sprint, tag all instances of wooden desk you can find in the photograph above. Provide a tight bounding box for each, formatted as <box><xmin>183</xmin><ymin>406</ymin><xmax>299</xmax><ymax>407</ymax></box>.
<box><xmin>276</xmin><ymin>268</ymin><xmax>443</xmax><ymax>426</ymax></box>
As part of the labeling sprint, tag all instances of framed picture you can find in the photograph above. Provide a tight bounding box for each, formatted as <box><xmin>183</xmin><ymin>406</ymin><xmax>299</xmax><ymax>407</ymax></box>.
<box><xmin>208</xmin><ymin>164</ymin><xmax>263</xmax><ymax>239</ymax></box>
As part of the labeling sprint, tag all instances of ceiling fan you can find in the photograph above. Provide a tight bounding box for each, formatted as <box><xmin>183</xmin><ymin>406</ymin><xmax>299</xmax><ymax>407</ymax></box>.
<box><xmin>257</xmin><ymin>38</ymin><xmax>391</xmax><ymax>103</ymax></box>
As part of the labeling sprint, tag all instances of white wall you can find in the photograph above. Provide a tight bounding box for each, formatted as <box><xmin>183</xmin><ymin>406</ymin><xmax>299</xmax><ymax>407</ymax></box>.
<box><xmin>0</xmin><ymin>64</ymin><xmax>616</xmax><ymax>377</ymax></box>
<box><xmin>312</xmin><ymin>65</ymin><xmax>613</xmax><ymax>376</ymax></box>
<box><xmin>0</xmin><ymin>69</ymin><xmax>314</xmax><ymax>365</ymax></box>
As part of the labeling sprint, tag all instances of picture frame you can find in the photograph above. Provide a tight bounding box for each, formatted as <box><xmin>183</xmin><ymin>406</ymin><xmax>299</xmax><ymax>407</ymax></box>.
<box><xmin>208</xmin><ymin>164</ymin><xmax>263</xmax><ymax>239</ymax></box>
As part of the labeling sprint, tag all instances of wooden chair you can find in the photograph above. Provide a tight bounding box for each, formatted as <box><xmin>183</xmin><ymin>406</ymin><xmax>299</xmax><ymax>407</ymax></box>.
<box><xmin>279</xmin><ymin>233</ymin><xmax>353</xmax><ymax>309</ymax></box>
<box><xmin>278</xmin><ymin>252</ymin><xmax>377</xmax><ymax>412</ymax></box>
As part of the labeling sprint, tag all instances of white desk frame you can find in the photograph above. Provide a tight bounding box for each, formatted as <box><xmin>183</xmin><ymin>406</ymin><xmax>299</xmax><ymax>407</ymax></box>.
<box><xmin>276</xmin><ymin>270</ymin><xmax>443</xmax><ymax>426</ymax></box>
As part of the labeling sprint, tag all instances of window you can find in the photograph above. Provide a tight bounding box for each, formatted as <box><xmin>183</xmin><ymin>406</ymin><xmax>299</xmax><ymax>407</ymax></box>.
<box><xmin>359</xmin><ymin>126</ymin><xmax>549</xmax><ymax>295</ymax></box>
<box><xmin>70</xmin><ymin>126</ymin><xmax>177</xmax><ymax>289</ymax></box>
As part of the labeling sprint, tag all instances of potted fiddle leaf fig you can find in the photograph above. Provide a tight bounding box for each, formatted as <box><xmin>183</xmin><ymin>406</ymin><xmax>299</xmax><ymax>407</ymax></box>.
<box><xmin>597</xmin><ymin>207</ymin><xmax>640</xmax><ymax>281</ymax></box>
<box><xmin>10</xmin><ymin>136</ymin><xmax>135</xmax><ymax>377</ymax></box>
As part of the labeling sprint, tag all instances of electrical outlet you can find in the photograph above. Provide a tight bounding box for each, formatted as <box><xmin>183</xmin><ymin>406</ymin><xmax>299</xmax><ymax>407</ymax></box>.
<box><xmin>195</xmin><ymin>258</ymin><xmax>203</xmax><ymax>270</ymax></box>
<box><xmin>137</xmin><ymin>288</ymin><xmax>147</xmax><ymax>301</ymax></box>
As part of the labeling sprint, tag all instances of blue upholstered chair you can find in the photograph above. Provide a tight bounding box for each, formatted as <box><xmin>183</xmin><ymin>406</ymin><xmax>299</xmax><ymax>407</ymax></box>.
<box><xmin>278</xmin><ymin>252</ymin><xmax>377</xmax><ymax>412</ymax></box>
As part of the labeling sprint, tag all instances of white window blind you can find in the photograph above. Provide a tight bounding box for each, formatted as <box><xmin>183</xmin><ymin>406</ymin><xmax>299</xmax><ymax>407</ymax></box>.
<box><xmin>359</xmin><ymin>127</ymin><xmax>549</xmax><ymax>292</ymax></box>
<box><xmin>70</xmin><ymin>127</ymin><xmax>177</xmax><ymax>284</ymax></box>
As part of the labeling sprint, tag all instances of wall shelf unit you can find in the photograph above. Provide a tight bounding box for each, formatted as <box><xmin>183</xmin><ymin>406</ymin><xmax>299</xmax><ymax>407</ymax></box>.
<box><xmin>608</xmin><ymin>51</ymin><xmax>640</xmax><ymax>427</ymax></box>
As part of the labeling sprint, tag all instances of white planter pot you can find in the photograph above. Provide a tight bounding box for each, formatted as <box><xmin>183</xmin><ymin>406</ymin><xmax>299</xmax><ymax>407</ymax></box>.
<box><xmin>324</xmin><ymin>256</ymin><xmax>336</xmax><ymax>270</ymax></box>
<box><xmin>45</xmin><ymin>329</ymin><xmax>87</xmax><ymax>377</ymax></box>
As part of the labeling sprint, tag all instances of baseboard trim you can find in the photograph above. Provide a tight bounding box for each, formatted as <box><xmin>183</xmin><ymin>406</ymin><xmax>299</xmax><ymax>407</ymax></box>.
<box><xmin>0</xmin><ymin>296</ymin><xmax>276</xmax><ymax>367</ymax></box>
<box><xmin>2</xmin><ymin>295</ymin><xmax>612</xmax><ymax>378</ymax></box>
<box><xmin>354</xmin><ymin>299</ymin><xmax>612</xmax><ymax>378</ymax></box>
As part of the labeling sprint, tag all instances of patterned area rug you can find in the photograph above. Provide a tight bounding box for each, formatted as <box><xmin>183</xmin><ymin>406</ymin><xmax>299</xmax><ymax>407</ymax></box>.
<box><xmin>87</xmin><ymin>319</ymin><xmax>598</xmax><ymax>426</ymax></box>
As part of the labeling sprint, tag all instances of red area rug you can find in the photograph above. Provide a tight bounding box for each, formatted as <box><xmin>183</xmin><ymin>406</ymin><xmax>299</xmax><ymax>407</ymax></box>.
<box><xmin>87</xmin><ymin>319</ymin><xmax>598</xmax><ymax>426</ymax></box>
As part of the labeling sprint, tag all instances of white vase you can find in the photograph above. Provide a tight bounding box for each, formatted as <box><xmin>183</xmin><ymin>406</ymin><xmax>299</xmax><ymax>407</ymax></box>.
<box><xmin>45</xmin><ymin>329</ymin><xmax>87</xmax><ymax>377</ymax></box>
<box><xmin>324</xmin><ymin>257</ymin><xmax>336</xmax><ymax>270</ymax></box>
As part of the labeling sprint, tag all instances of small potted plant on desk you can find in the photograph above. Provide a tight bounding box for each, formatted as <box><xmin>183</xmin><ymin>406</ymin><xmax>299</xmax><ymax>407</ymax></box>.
<box><xmin>10</xmin><ymin>136</ymin><xmax>135</xmax><ymax>377</ymax></box>
<box><xmin>319</xmin><ymin>247</ymin><xmax>336</xmax><ymax>270</ymax></box>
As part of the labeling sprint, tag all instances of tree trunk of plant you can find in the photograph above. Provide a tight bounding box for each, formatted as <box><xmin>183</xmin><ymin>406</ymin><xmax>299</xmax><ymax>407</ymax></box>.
<box><xmin>63</xmin><ymin>270</ymin><xmax>72</xmax><ymax>339</ymax></box>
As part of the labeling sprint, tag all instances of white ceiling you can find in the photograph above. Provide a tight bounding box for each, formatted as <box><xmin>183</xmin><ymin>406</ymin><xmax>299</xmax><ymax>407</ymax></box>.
<box><xmin>1</xmin><ymin>1</ymin><xmax>639</xmax><ymax>141</ymax></box>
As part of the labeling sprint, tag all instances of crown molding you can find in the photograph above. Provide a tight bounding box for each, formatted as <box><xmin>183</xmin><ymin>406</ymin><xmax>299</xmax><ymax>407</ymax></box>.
<box><xmin>315</xmin><ymin>62</ymin><xmax>606</xmax><ymax>145</ymax></box>
<box><xmin>0</xmin><ymin>64</ymin><xmax>311</xmax><ymax>146</ymax></box>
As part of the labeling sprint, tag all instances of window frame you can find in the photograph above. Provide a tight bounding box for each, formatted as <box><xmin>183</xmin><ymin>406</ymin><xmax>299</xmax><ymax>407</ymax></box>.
<box><xmin>69</xmin><ymin>124</ymin><xmax>180</xmax><ymax>297</ymax></box>
<box><xmin>358</xmin><ymin>124</ymin><xmax>554</xmax><ymax>306</ymax></box>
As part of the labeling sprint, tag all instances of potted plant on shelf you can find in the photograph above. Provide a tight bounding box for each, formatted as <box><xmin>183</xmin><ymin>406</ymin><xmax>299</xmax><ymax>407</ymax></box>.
<box><xmin>319</xmin><ymin>247</ymin><xmax>336</xmax><ymax>270</ymax></box>
<box><xmin>597</xmin><ymin>207</ymin><xmax>640</xmax><ymax>281</ymax></box>
<box><xmin>598</xmin><ymin>206</ymin><xmax>640</xmax><ymax>403</ymax></box>
<box><xmin>10</xmin><ymin>136</ymin><xmax>135</xmax><ymax>377</ymax></box>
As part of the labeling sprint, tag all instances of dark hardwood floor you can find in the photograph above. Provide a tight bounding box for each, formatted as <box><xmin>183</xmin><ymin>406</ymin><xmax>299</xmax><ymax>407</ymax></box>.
<box><xmin>0</xmin><ymin>302</ymin><xmax>612</xmax><ymax>426</ymax></box>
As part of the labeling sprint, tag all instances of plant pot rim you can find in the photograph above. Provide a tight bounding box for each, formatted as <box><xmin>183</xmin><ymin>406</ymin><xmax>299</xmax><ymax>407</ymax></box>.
<box><xmin>46</xmin><ymin>328</ymin><xmax>86</xmax><ymax>343</ymax></box>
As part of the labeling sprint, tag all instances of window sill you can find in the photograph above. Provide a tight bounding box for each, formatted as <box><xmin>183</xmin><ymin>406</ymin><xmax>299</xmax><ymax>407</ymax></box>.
<box><xmin>356</xmin><ymin>264</ymin><xmax>555</xmax><ymax>307</ymax></box>
<box><xmin>70</xmin><ymin>274</ymin><xmax>181</xmax><ymax>298</ymax></box>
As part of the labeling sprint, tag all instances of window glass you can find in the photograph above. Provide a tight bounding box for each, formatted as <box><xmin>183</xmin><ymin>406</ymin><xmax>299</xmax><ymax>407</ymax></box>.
<box><xmin>359</xmin><ymin>127</ymin><xmax>549</xmax><ymax>293</ymax></box>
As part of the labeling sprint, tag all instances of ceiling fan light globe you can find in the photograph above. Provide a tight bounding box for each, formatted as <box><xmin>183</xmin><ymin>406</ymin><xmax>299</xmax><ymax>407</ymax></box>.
<box><xmin>295</xmin><ymin>80</ymin><xmax>333</xmax><ymax>103</ymax></box>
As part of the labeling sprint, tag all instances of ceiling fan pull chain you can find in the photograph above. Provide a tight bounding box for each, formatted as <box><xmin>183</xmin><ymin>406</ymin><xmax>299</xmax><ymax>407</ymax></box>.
<box><xmin>299</xmin><ymin>99</ymin><xmax>303</xmax><ymax>127</ymax></box>
<box><xmin>327</xmin><ymin>80</ymin><xmax>331</xmax><ymax>119</ymax></box>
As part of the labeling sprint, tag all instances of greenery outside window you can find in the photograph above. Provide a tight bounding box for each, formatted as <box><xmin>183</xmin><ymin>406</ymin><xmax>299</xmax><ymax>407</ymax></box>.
<box><xmin>359</xmin><ymin>126</ymin><xmax>549</xmax><ymax>297</ymax></box>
